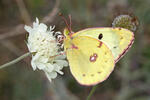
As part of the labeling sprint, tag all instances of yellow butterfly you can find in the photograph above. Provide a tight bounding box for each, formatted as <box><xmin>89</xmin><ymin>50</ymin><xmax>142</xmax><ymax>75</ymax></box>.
<box><xmin>63</xmin><ymin>25</ymin><xmax>134</xmax><ymax>86</ymax></box>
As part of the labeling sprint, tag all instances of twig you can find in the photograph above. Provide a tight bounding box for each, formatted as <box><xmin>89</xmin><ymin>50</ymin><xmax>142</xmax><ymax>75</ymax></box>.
<box><xmin>46</xmin><ymin>78</ymin><xmax>79</xmax><ymax>100</ymax></box>
<box><xmin>0</xmin><ymin>0</ymin><xmax>60</xmax><ymax>41</ymax></box>
<box><xmin>1</xmin><ymin>40</ymin><xmax>24</xmax><ymax>55</ymax></box>
<box><xmin>0</xmin><ymin>40</ymin><xmax>30</xmax><ymax>64</ymax></box>
<box><xmin>0</xmin><ymin>24</ymin><xmax>25</xmax><ymax>40</ymax></box>
<box><xmin>86</xmin><ymin>85</ymin><xmax>98</xmax><ymax>100</ymax></box>
<box><xmin>0</xmin><ymin>52</ymin><xmax>31</xmax><ymax>69</ymax></box>
<box><xmin>1</xmin><ymin>0</ymin><xmax>31</xmax><ymax>64</ymax></box>
<box><xmin>15</xmin><ymin>0</ymin><xmax>31</xmax><ymax>24</ymax></box>
<box><xmin>42</xmin><ymin>0</ymin><xmax>60</xmax><ymax>24</ymax></box>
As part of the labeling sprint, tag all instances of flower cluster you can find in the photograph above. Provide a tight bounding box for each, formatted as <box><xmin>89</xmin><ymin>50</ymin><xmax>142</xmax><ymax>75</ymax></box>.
<box><xmin>112</xmin><ymin>15</ymin><xmax>139</xmax><ymax>32</ymax></box>
<box><xmin>24</xmin><ymin>18</ymin><xmax>68</xmax><ymax>81</ymax></box>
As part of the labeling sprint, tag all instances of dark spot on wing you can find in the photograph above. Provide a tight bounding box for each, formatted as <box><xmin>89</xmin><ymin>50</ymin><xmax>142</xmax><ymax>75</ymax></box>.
<box><xmin>83</xmin><ymin>74</ymin><xmax>86</xmax><ymax>77</ymax></box>
<box><xmin>90</xmin><ymin>53</ymin><xmax>98</xmax><ymax>62</ymax></box>
<box><xmin>98</xmin><ymin>42</ymin><xmax>103</xmax><ymax>48</ymax></box>
<box><xmin>98</xmin><ymin>33</ymin><xmax>103</xmax><ymax>40</ymax></box>
<box><xmin>71</xmin><ymin>44</ymin><xmax>78</xmax><ymax>49</ymax></box>
<box><xmin>97</xmin><ymin>72</ymin><xmax>101</xmax><ymax>74</ymax></box>
<box><xmin>113</xmin><ymin>46</ymin><xmax>117</xmax><ymax>49</ymax></box>
<box><xmin>91</xmin><ymin>74</ymin><xmax>94</xmax><ymax>77</ymax></box>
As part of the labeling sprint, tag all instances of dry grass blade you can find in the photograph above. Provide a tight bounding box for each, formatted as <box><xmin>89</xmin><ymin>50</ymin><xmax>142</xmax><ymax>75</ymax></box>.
<box><xmin>0</xmin><ymin>0</ymin><xmax>60</xmax><ymax>41</ymax></box>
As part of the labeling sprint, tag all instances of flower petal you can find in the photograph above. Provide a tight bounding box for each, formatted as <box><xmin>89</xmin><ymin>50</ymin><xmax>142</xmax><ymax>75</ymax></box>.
<box><xmin>54</xmin><ymin>60</ymin><xmax>68</xmax><ymax>67</ymax></box>
<box><xmin>55</xmin><ymin>54</ymin><xmax>66</xmax><ymax>60</ymax></box>
<box><xmin>25</xmin><ymin>18</ymin><xmax>67</xmax><ymax>82</ymax></box>
<box><xmin>24</xmin><ymin>25</ymin><xmax>32</xmax><ymax>33</ymax></box>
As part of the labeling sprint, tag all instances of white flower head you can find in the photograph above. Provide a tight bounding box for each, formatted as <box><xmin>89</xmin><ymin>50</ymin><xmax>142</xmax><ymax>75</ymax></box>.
<box><xmin>24</xmin><ymin>18</ymin><xmax>68</xmax><ymax>82</ymax></box>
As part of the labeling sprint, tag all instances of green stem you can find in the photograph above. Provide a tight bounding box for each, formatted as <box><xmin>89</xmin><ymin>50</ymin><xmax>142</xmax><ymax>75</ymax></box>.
<box><xmin>0</xmin><ymin>52</ymin><xmax>31</xmax><ymax>69</ymax></box>
<box><xmin>86</xmin><ymin>85</ymin><xmax>98</xmax><ymax>100</ymax></box>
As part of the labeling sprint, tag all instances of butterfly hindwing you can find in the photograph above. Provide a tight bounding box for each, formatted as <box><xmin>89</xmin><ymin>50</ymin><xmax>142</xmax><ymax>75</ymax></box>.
<box><xmin>72</xmin><ymin>27</ymin><xmax>134</xmax><ymax>62</ymax></box>
<box><xmin>65</xmin><ymin>36</ymin><xmax>115</xmax><ymax>86</ymax></box>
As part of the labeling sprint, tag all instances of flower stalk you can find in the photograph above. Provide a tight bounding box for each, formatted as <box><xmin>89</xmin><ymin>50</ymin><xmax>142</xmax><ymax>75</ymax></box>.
<box><xmin>0</xmin><ymin>52</ymin><xmax>31</xmax><ymax>69</ymax></box>
<box><xmin>86</xmin><ymin>85</ymin><xmax>98</xmax><ymax>100</ymax></box>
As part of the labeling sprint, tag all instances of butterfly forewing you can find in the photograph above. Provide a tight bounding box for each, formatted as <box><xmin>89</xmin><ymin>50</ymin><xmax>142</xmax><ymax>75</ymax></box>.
<box><xmin>72</xmin><ymin>28</ymin><xmax>134</xmax><ymax>62</ymax></box>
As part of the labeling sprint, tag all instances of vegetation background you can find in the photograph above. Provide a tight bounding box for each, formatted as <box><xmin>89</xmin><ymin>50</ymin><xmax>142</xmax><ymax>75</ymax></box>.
<box><xmin>0</xmin><ymin>0</ymin><xmax>150</xmax><ymax>100</ymax></box>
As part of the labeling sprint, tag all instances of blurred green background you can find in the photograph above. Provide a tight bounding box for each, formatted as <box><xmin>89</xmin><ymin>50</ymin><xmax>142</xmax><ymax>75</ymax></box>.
<box><xmin>0</xmin><ymin>0</ymin><xmax>150</xmax><ymax>100</ymax></box>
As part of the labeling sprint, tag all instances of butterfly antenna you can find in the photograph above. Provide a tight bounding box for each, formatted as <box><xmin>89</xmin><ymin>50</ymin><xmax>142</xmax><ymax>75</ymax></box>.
<box><xmin>59</xmin><ymin>13</ymin><xmax>71</xmax><ymax>32</ymax></box>
<box><xmin>68</xmin><ymin>14</ymin><xmax>72</xmax><ymax>32</ymax></box>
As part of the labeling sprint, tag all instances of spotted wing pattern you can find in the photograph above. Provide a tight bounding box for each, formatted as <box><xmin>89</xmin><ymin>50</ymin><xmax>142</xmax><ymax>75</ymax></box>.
<box><xmin>65</xmin><ymin>36</ymin><xmax>115</xmax><ymax>86</ymax></box>
<box><xmin>72</xmin><ymin>28</ymin><xmax>134</xmax><ymax>62</ymax></box>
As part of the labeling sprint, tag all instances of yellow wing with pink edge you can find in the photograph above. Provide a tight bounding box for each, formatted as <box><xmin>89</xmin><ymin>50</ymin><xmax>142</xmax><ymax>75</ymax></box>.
<box><xmin>64</xmin><ymin>36</ymin><xmax>115</xmax><ymax>86</ymax></box>
<box><xmin>72</xmin><ymin>27</ymin><xmax>134</xmax><ymax>63</ymax></box>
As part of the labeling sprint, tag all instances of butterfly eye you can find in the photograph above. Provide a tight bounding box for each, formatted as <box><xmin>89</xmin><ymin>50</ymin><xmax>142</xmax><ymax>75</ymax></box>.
<box><xmin>98</xmin><ymin>33</ymin><xmax>103</xmax><ymax>40</ymax></box>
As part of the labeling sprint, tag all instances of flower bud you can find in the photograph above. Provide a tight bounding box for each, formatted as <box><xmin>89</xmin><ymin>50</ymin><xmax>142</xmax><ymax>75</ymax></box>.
<box><xmin>112</xmin><ymin>15</ymin><xmax>139</xmax><ymax>32</ymax></box>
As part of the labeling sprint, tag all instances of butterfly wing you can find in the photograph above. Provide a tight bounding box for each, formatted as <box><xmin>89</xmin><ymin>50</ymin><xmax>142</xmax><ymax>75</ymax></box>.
<box><xmin>64</xmin><ymin>36</ymin><xmax>115</xmax><ymax>86</ymax></box>
<box><xmin>72</xmin><ymin>27</ymin><xmax>134</xmax><ymax>62</ymax></box>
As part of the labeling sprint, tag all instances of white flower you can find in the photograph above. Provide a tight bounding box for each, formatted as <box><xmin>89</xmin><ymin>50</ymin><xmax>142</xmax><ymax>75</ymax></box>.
<box><xmin>24</xmin><ymin>18</ymin><xmax>68</xmax><ymax>82</ymax></box>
